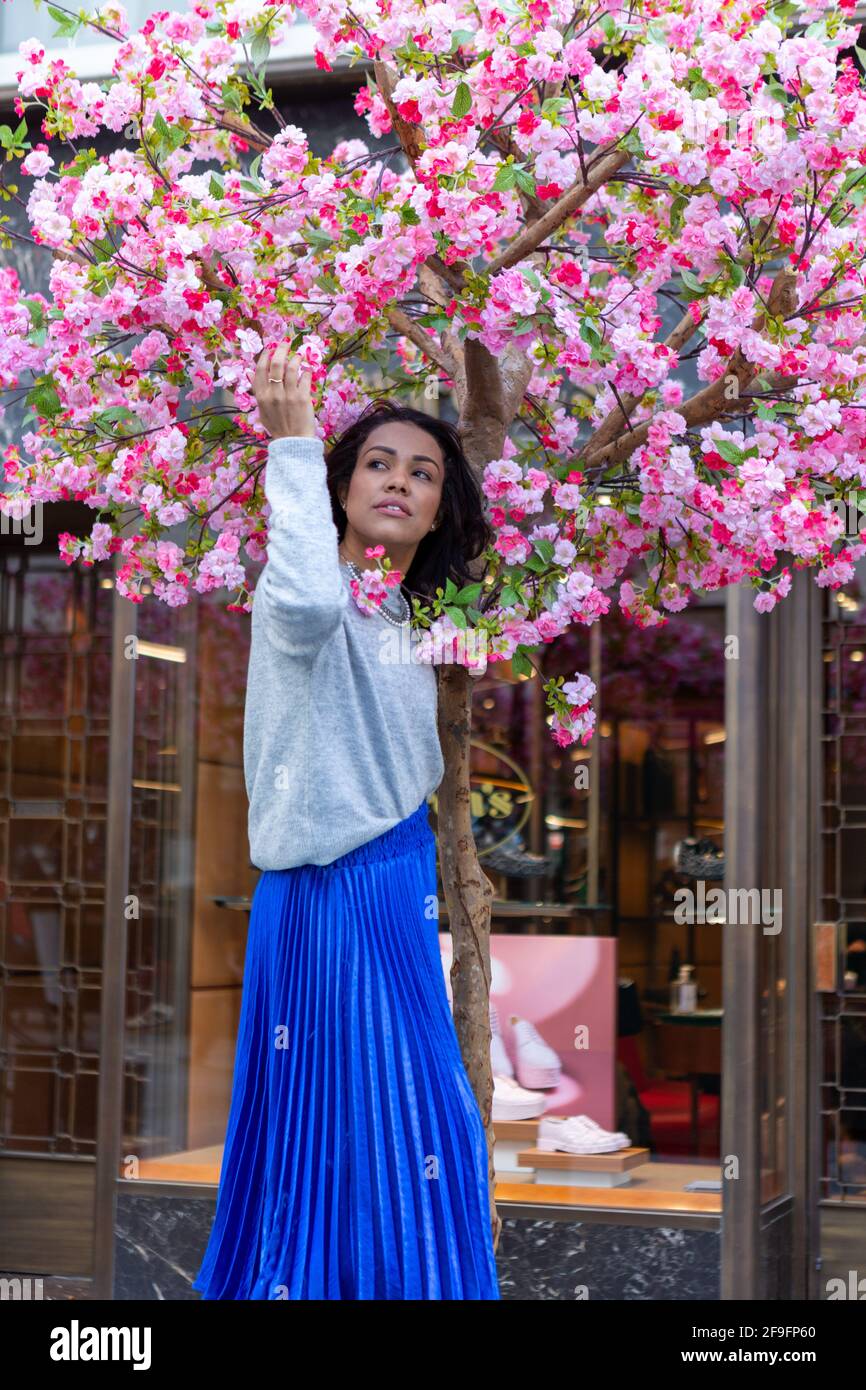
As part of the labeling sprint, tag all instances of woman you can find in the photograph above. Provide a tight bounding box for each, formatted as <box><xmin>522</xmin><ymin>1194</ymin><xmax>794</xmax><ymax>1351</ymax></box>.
<box><xmin>192</xmin><ymin>344</ymin><xmax>501</xmax><ymax>1299</ymax></box>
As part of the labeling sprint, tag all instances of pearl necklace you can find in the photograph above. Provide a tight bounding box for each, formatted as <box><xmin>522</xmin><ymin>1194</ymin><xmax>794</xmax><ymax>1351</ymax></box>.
<box><xmin>340</xmin><ymin>557</ymin><xmax>411</xmax><ymax>627</ymax></box>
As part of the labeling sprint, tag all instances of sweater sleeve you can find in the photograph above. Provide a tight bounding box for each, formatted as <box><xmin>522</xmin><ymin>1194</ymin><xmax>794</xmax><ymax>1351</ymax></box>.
<box><xmin>255</xmin><ymin>435</ymin><xmax>349</xmax><ymax>657</ymax></box>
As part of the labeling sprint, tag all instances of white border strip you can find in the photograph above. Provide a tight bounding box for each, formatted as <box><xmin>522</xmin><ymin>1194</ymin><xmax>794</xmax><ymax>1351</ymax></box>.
<box><xmin>0</xmin><ymin>25</ymin><xmax>350</xmax><ymax>107</ymax></box>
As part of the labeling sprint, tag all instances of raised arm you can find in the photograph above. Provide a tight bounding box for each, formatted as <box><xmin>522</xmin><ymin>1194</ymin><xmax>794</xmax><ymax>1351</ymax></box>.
<box><xmin>253</xmin><ymin>347</ymin><xmax>347</xmax><ymax>657</ymax></box>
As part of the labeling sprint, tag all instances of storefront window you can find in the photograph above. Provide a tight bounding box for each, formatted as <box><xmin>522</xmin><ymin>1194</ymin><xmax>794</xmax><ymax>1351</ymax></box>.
<box><xmin>425</xmin><ymin>604</ymin><xmax>727</xmax><ymax>1210</ymax></box>
<box><xmin>121</xmin><ymin>588</ymin><xmax>254</xmax><ymax>1182</ymax></box>
<box><xmin>113</xmin><ymin>562</ymin><xmax>728</xmax><ymax>1215</ymax></box>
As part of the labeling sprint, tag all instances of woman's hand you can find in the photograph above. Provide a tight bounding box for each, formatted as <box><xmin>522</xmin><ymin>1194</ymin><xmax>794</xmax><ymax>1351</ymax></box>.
<box><xmin>253</xmin><ymin>344</ymin><xmax>316</xmax><ymax>440</ymax></box>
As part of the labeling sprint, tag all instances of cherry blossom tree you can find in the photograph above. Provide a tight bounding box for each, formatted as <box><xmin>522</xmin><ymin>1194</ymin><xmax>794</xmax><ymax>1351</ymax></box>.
<box><xmin>4</xmin><ymin>0</ymin><xmax>866</xmax><ymax>1247</ymax></box>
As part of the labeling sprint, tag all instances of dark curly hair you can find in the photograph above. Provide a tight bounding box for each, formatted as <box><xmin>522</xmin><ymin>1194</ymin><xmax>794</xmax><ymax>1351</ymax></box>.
<box><xmin>323</xmin><ymin>399</ymin><xmax>493</xmax><ymax>607</ymax></box>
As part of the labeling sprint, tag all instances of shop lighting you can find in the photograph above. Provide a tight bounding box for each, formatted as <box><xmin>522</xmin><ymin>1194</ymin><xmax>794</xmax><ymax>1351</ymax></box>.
<box><xmin>99</xmin><ymin>578</ymin><xmax>113</xmax><ymax>589</ymax></box>
<box><xmin>545</xmin><ymin>815</ymin><xmax>588</xmax><ymax>829</ymax></box>
<box><xmin>850</xmin><ymin>650</ymin><xmax>865</xmax><ymax>663</ymax></box>
<box><xmin>704</xmin><ymin>729</ymin><xmax>726</xmax><ymax>744</ymax></box>
<box><xmin>135</xmin><ymin>641</ymin><xmax>187</xmax><ymax>662</ymax></box>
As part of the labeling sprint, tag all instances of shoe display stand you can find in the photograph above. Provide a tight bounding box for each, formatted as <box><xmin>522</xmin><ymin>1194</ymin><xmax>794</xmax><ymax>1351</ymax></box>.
<box><xmin>494</xmin><ymin>1119</ymin><xmax>650</xmax><ymax>1187</ymax></box>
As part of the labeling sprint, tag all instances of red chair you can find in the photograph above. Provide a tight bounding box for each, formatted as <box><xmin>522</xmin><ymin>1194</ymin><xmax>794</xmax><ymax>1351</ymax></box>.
<box><xmin>617</xmin><ymin>1035</ymin><xmax>720</xmax><ymax>1158</ymax></box>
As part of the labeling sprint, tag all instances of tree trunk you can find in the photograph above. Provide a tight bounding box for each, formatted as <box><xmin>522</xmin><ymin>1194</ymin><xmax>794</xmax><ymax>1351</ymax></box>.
<box><xmin>436</xmin><ymin>662</ymin><xmax>501</xmax><ymax>1253</ymax></box>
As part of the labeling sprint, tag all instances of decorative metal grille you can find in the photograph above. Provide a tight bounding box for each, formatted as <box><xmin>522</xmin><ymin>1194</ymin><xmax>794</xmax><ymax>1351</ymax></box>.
<box><xmin>820</xmin><ymin>583</ymin><xmax>866</xmax><ymax>1202</ymax></box>
<box><xmin>0</xmin><ymin>551</ymin><xmax>113</xmax><ymax>1154</ymax></box>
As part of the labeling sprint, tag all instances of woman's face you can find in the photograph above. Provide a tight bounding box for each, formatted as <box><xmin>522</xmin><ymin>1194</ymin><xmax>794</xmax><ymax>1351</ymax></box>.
<box><xmin>339</xmin><ymin>421</ymin><xmax>445</xmax><ymax>558</ymax></box>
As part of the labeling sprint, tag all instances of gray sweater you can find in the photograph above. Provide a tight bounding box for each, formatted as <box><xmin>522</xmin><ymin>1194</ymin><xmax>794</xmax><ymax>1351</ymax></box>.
<box><xmin>243</xmin><ymin>434</ymin><xmax>445</xmax><ymax>870</ymax></box>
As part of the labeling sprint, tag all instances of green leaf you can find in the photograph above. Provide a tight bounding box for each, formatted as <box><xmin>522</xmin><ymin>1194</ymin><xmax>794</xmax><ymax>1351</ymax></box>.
<box><xmin>540</xmin><ymin>96</ymin><xmax>569</xmax><ymax>119</ymax></box>
<box><xmin>221</xmin><ymin>82</ymin><xmax>243</xmax><ymax>113</ymax></box>
<box><xmin>250</xmin><ymin>30</ymin><xmax>270</xmax><ymax>67</ymax></box>
<box><xmin>201</xmin><ymin>414</ymin><xmax>236</xmax><ymax>439</ymax></box>
<box><xmin>510</xmin><ymin>648</ymin><xmax>533</xmax><ymax>677</ymax></box>
<box><xmin>534</xmin><ymin>537</ymin><xmax>554</xmax><ymax>563</ymax></box>
<box><xmin>22</xmin><ymin>298</ymin><xmax>45</xmax><ymax>330</ymax></box>
<box><xmin>691</xmin><ymin>80</ymin><xmax>710</xmax><ymax>99</ymax></box>
<box><xmin>455</xmin><ymin>581</ymin><xmax>483</xmax><ymax>604</ymax></box>
<box><xmin>451</xmin><ymin>82</ymin><xmax>472</xmax><ymax>119</ymax></box>
<box><xmin>680</xmin><ymin>268</ymin><xmax>705</xmax><ymax>294</ymax></box>
<box><xmin>95</xmin><ymin>406</ymin><xmax>136</xmax><ymax>426</ymax></box>
<box><xmin>728</xmin><ymin>260</ymin><xmax>746</xmax><ymax>288</ymax></box>
<box><xmin>26</xmin><ymin>383</ymin><xmax>62</xmax><ymax>418</ymax></box>
<box><xmin>523</xmin><ymin>554</ymin><xmax>545</xmax><ymax>573</ymax></box>
<box><xmin>444</xmin><ymin>604</ymin><xmax>467</xmax><ymax>629</ymax></box>
<box><xmin>669</xmin><ymin>193</ymin><xmax>688</xmax><ymax>234</ymax></box>
<box><xmin>493</xmin><ymin>163</ymin><xmax>517</xmax><ymax>192</ymax></box>
<box><xmin>209</xmin><ymin>173</ymin><xmax>225</xmax><ymax>199</ymax></box>
<box><xmin>714</xmin><ymin>438</ymin><xmax>745</xmax><ymax>465</ymax></box>
<box><xmin>304</xmin><ymin>224</ymin><xmax>333</xmax><ymax>250</ymax></box>
<box><xmin>449</xmin><ymin>29</ymin><xmax>476</xmax><ymax>52</ymax></box>
<box><xmin>90</xmin><ymin>236</ymin><xmax>116</xmax><ymax>265</ymax></box>
<box><xmin>500</xmin><ymin>584</ymin><xmax>520</xmax><ymax>607</ymax></box>
<box><xmin>443</xmin><ymin>576</ymin><xmax>458</xmax><ymax>602</ymax></box>
<box><xmin>838</xmin><ymin>166</ymin><xmax>866</xmax><ymax>202</ymax></box>
<box><xmin>514</xmin><ymin>167</ymin><xmax>537</xmax><ymax>195</ymax></box>
<box><xmin>764</xmin><ymin>76</ymin><xmax>787</xmax><ymax>105</ymax></box>
<box><xmin>579</xmin><ymin>318</ymin><xmax>602</xmax><ymax>345</ymax></box>
<box><xmin>47</xmin><ymin>4</ymin><xmax>80</xmax><ymax>37</ymax></box>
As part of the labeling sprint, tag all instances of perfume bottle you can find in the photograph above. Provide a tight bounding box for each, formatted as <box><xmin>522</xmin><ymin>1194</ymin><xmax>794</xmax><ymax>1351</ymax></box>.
<box><xmin>673</xmin><ymin>964</ymin><xmax>697</xmax><ymax>1014</ymax></box>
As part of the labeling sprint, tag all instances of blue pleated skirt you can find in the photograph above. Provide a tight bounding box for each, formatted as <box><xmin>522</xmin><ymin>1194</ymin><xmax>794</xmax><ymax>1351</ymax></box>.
<box><xmin>191</xmin><ymin>799</ymin><xmax>501</xmax><ymax>1300</ymax></box>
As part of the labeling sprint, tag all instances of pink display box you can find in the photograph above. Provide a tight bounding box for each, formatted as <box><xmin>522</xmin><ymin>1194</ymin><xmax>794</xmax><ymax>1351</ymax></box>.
<box><xmin>439</xmin><ymin>934</ymin><xmax>618</xmax><ymax>1128</ymax></box>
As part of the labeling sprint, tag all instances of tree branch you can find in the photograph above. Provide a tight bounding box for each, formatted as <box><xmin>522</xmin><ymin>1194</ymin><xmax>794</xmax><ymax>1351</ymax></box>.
<box><xmin>581</xmin><ymin>266</ymin><xmax>798</xmax><ymax>470</ymax></box>
<box><xmin>385</xmin><ymin>304</ymin><xmax>454</xmax><ymax>378</ymax></box>
<box><xmin>582</xmin><ymin>304</ymin><xmax>703</xmax><ymax>458</ymax></box>
<box><xmin>484</xmin><ymin>143</ymin><xmax>631</xmax><ymax>277</ymax></box>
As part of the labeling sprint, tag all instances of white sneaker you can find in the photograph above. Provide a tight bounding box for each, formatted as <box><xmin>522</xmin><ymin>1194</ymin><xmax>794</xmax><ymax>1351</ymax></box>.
<box><xmin>537</xmin><ymin>1115</ymin><xmax>630</xmax><ymax>1154</ymax></box>
<box><xmin>577</xmin><ymin>1114</ymin><xmax>631</xmax><ymax>1146</ymax></box>
<box><xmin>490</xmin><ymin>1002</ymin><xmax>514</xmax><ymax>1078</ymax></box>
<box><xmin>511</xmin><ymin>1016</ymin><xmax>562</xmax><ymax>1089</ymax></box>
<box><xmin>492</xmin><ymin>1074</ymin><xmax>548</xmax><ymax>1122</ymax></box>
